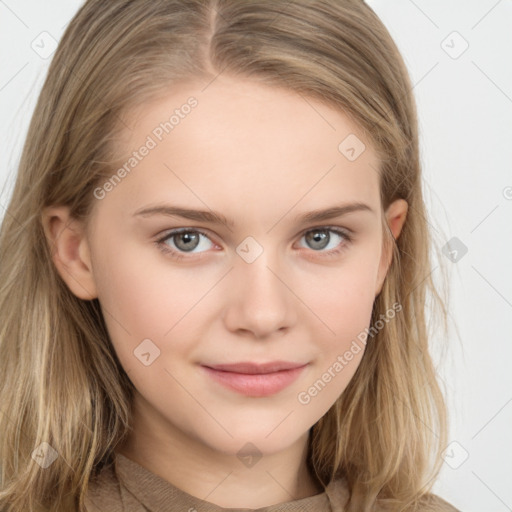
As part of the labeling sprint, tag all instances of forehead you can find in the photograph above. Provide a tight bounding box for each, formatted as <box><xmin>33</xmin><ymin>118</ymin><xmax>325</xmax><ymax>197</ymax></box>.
<box><xmin>106</xmin><ymin>75</ymin><xmax>381</xmax><ymax>219</ymax></box>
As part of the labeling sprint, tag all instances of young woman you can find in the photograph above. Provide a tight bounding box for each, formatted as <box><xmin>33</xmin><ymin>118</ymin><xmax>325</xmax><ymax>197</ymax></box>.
<box><xmin>0</xmin><ymin>1</ymin><xmax>459</xmax><ymax>510</ymax></box>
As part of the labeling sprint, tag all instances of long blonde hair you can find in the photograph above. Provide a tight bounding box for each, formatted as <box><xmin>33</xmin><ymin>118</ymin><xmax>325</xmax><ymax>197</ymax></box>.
<box><xmin>0</xmin><ymin>1</ymin><xmax>450</xmax><ymax>510</ymax></box>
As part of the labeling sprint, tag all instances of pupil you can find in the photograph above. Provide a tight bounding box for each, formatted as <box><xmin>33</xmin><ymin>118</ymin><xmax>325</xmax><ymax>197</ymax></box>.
<box><xmin>308</xmin><ymin>230</ymin><xmax>328</xmax><ymax>249</ymax></box>
<box><xmin>176</xmin><ymin>232</ymin><xmax>198</xmax><ymax>251</ymax></box>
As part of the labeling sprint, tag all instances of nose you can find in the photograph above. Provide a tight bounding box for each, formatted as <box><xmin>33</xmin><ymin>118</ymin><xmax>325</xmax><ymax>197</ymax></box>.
<box><xmin>222</xmin><ymin>248</ymin><xmax>297</xmax><ymax>339</ymax></box>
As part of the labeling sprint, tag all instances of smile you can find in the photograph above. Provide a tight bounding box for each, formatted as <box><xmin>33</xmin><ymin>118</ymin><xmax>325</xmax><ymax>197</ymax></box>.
<box><xmin>200</xmin><ymin>362</ymin><xmax>309</xmax><ymax>397</ymax></box>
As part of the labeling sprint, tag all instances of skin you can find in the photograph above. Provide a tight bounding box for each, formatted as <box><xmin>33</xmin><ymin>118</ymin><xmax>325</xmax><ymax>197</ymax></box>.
<box><xmin>42</xmin><ymin>75</ymin><xmax>407</xmax><ymax>508</ymax></box>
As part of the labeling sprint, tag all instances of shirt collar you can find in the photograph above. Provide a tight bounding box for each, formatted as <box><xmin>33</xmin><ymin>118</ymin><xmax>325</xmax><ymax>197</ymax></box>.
<box><xmin>114</xmin><ymin>452</ymin><xmax>348</xmax><ymax>511</ymax></box>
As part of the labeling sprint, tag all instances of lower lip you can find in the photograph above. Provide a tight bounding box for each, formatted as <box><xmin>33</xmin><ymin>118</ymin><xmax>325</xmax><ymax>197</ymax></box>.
<box><xmin>200</xmin><ymin>365</ymin><xmax>308</xmax><ymax>397</ymax></box>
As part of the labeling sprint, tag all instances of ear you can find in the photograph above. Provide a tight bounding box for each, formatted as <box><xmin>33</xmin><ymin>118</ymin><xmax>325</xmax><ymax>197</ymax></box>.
<box><xmin>375</xmin><ymin>199</ymin><xmax>408</xmax><ymax>297</ymax></box>
<box><xmin>41</xmin><ymin>206</ymin><xmax>98</xmax><ymax>300</ymax></box>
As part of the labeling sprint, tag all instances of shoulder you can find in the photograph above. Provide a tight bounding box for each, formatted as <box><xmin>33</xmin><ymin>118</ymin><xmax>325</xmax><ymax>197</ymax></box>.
<box><xmin>325</xmin><ymin>478</ymin><xmax>460</xmax><ymax>512</ymax></box>
<box><xmin>375</xmin><ymin>492</ymin><xmax>461</xmax><ymax>512</ymax></box>
<box><xmin>84</xmin><ymin>460</ymin><xmax>124</xmax><ymax>512</ymax></box>
<box><xmin>415</xmin><ymin>492</ymin><xmax>460</xmax><ymax>512</ymax></box>
<box><xmin>324</xmin><ymin>475</ymin><xmax>351</xmax><ymax>510</ymax></box>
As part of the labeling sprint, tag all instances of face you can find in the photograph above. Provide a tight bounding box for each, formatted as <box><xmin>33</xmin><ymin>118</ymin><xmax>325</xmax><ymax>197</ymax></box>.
<box><xmin>54</xmin><ymin>75</ymin><xmax>406</xmax><ymax>457</ymax></box>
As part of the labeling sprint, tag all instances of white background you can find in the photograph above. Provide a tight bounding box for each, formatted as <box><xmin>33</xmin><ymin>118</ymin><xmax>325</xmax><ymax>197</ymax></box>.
<box><xmin>1</xmin><ymin>2</ymin><xmax>511</xmax><ymax>511</ymax></box>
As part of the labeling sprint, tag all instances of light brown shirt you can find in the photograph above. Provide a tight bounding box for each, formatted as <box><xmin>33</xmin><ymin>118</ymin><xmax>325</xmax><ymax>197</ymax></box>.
<box><xmin>84</xmin><ymin>453</ymin><xmax>460</xmax><ymax>511</ymax></box>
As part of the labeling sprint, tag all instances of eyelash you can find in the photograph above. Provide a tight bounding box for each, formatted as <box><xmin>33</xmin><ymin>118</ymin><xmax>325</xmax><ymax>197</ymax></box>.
<box><xmin>154</xmin><ymin>226</ymin><xmax>353</xmax><ymax>261</ymax></box>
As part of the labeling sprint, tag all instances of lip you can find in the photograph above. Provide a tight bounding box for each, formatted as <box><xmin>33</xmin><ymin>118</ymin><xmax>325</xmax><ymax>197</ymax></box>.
<box><xmin>200</xmin><ymin>361</ymin><xmax>309</xmax><ymax>397</ymax></box>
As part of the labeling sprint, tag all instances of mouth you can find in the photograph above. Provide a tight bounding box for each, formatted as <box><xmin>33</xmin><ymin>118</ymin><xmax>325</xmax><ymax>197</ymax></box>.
<box><xmin>200</xmin><ymin>361</ymin><xmax>309</xmax><ymax>397</ymax></box>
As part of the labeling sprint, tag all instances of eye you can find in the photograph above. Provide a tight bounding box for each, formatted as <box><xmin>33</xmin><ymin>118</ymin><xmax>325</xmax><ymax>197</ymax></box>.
<box><xmin>156</xmin><ymin>228</ymin><xmax>214</xmax><ymax>260</ymax></box>
<box><xmin>155</xmin><ymin>226</ymin><xmax>352</xmax><ymax>261</ymax></box>
<box><xmin>296</xmin><ymin>226</ymin><xmax>352</xmax><ymax>258</ymax></box>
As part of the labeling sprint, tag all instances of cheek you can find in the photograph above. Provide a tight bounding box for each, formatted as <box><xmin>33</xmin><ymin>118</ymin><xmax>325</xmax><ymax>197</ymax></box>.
<box><xmin>297</xmin><ymin>251</ymin><xmax>380</xmax><ymax>401</ymax></box>
<box><xmin>307</xmin><ymin>250</ymin><xmax>379</xmax><ymax>340</ymax></box>
<box><xmin>94</xmin><ymin>236</ymin><xmax>200</xmax><ymax>328</ymax></box>
<box><xmin>92</xmin><ymin>241</ymin><xmax>220</xmax><ymax>371</ymax></box>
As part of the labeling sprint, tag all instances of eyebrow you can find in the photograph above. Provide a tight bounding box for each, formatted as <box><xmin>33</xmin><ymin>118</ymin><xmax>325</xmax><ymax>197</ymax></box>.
<box><xmin>133</xmin><ymin>201</ymin><xmax>374</xmax><ymax>228</ymax></box>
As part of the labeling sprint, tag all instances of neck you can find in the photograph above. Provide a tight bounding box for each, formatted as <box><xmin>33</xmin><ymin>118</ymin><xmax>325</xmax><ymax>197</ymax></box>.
<box><xmin>116</xmin><ymin>392</ymin><xmax>324</xmax><ymax>508</ymax></box>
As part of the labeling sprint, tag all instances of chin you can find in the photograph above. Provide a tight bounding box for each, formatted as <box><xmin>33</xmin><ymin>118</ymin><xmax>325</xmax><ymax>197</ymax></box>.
<box><xmin>199</xmin><ymin>424</ymin><xmax>307</xmax><ymax>458</ymax></box>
